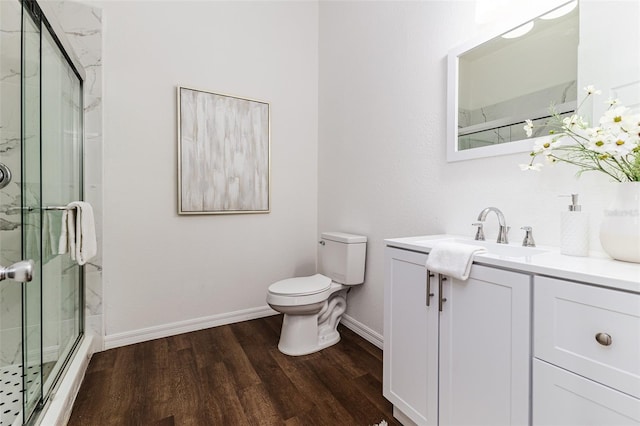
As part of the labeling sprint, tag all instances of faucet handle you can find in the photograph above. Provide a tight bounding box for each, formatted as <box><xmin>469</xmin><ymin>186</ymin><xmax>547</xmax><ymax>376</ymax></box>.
<box><xmin>472</xmin><ymin>222</ymin><xmax>485</xmax><ymax>241</ymax></box>
<box><xmin>521</xmin><ymin>226</ymin><xmax>536</xmax><ymax>247</ymax></box>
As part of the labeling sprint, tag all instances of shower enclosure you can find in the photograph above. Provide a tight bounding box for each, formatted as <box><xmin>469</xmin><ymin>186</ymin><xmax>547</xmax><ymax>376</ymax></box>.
<box><xmin>1</xmin><ymin>0</ymin><xmax>84</xmax><ymax>424</ymax></box>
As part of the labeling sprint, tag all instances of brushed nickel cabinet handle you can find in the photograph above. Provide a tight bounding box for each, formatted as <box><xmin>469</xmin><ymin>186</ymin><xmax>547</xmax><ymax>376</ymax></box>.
<box><xmin>595</xmin><ymin>332</ymin><xmax>612</xmax><ymax>346</ymax></box>
<box><xmin>438</xmin><ymin>274</ymin><xmax>447</xmax><ymax>312</ymax></box>
<box><xmin>426</xmin><ymin>270</ymin><xmax>435</xmax><ymax>306</ymax></box>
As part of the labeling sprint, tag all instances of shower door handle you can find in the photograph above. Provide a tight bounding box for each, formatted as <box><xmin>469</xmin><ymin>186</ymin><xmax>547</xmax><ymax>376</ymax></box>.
<box><xmin>0</xmin><ymin>260</ymin><xmax>34</xmax><ymax>283</ymax></box>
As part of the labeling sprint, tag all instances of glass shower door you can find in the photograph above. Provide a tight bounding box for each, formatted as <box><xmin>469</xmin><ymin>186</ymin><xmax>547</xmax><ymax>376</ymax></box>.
<box><xmin>1</xmin><ymin>1</ymin><xmax>84</xmax><ymax>424</ymax></box>
<box><xmin>40</xmin><ymin>22</ymin><xmax>84</xmax><ymax>398</ymax></box>
<box><xmin>21</xmin><ymin>2</ymin><xmax>44</xmax><ymax>421</ymax></box>
<box><xmin>0</xmin><ymin>1</ymin><xmax>40</xmax><ymax>424</ymax></box>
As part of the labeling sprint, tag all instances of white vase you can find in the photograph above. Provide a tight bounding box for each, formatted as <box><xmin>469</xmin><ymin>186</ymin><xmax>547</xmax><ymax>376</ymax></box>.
<box><xmin>599</xmin><ymin>182</ymin><xmax>640</xmax><ymax>263</ymax></box>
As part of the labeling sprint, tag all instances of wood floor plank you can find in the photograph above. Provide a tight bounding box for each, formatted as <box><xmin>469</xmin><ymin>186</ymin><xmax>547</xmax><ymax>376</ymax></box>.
<box><xmin>231</xmin><ymin>321</ymin><xmax>315</xmax><ymax>420</ymax></box>
<box><xmin>190</xmin><ymin>326</ymin><xmax>230</xmax><ymax>368</ymax></box>
<box><xmin>152</xmin><ymin>416</ymin><xmax>176</xmax><ymax>426</ymax></box>
<box><xmin>166</xmin><ymin>347</ymin><xmax>206</xmax><ymax>424</ymax></box>
<box><xmin>321</xmin><ymin>342</ymin><xmax>369</xmax><ymax>379</ymax></box>
<box><xmin>268</xmin><ymin>347</ymin><xmax>345</xmax><ymax>407</ymax></box>
<box><xmin>238</xmin><ymin>383</ymin><xmax>282</xmax><ymax>425</ymax></box>
<box><xmin>68</xmin><ymin>315</ymin><xmax>397</xmax><ymax>426</ymax></box>
<box><xmin>203</xmin><ymin>361</ymin><xmax>251</xmax><ymax>425</ymax></box>
<box><xmin>353</xmin><ymin>373</ymin><xmax>397</xmax><ymax>419</ymax></box>
<box><xmin>334</xmin><ymin>327</ymin><xmax>385</xmax><ymax>382</ymax></box>
<box><xmin>64</xmin><ymin>370</ymin><xmax>113</xmax><ymax>424</ymax></box>
<box><xmin>291</xmin><ymin>399</ymin><xmax>360</xmax><ymax>426</ymax></box>
<box><xmin>109</xmin><ymin>344</ymin><xmax>147</xmax><ymax>424</ymax></box>
<box><xmin>341</xmin><ymin>326</ymin><xmax>384</xmax><ymax>363</ymax></box>
<box><xmin>304</xmin><ymin>350</ymin><xmax>397</xmax><ymax>426</ymax></box>
<box><xmin>214</xmin><ymin>325</ymin><xmax>262</xmax><ymax>391</ymax></box>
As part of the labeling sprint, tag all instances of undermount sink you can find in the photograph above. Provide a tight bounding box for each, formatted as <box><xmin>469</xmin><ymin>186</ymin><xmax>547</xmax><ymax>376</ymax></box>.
<box><xmin>415</xmin><ymin>238</ymin><xmax>548</xmax><ymax>258</ymax></box>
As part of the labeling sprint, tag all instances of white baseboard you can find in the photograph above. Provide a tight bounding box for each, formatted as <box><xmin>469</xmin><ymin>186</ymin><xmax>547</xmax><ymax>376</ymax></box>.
<box><xmin>104</xmin><ymin>305</ymin><xmax>278</xmax><ymax>350</ymax></box>
<box><xmin>340</xmin><ymin>313</ymin><xmax>383</xmax><ymax>349</ymax></box>
<box><xmin>103</xmin><ymin>306</ymin><xmax>382</xmax><ymax>352</ymax></box>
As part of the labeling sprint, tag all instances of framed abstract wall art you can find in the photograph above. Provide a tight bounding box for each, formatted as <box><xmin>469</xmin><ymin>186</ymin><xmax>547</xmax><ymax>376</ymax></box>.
<box><xmin>177</xmin><ymin>87</ymin><xmax>270</xmax><ymax>214</ymax></box>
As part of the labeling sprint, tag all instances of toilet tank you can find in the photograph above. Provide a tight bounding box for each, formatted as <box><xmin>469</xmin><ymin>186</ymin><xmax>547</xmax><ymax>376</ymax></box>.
<box><xmin>319</xmin><ymin>232</ymin><xmax>367</xmax><ymax>285</ymax></box>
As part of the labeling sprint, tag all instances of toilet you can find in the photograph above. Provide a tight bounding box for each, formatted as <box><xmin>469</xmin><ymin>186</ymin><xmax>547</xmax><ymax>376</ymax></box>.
<box><xmin>266</xmin><ymin>232</ymin><xmax>367</xmax><ymax>356</ymax></box>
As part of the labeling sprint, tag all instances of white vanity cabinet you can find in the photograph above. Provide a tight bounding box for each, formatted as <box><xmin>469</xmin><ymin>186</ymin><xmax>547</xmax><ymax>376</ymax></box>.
<box><xmin>383</xmin><ymin>246</ymin><xmax>531</xmax><ymax>426</ymax></box>
<box><xmin>384</xmin><ymin>248</ymin><xmax>436</xmax><ymax>425</ymax></box>
<box><xmin>533</xmin><ymin>276</ymin><xmax>640</xmax><ymax>425</ymax></box>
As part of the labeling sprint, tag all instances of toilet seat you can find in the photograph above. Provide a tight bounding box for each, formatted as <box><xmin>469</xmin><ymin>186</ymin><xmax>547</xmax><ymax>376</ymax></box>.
<box><xmin>267</xmin><ymin>274</ymin><xmax>342</xmax><ymax>308</ymax></box>
<box><xmin>268</xmin><ymin>274</ymin><xmax>331</xmax><ymax>297</ymax></box>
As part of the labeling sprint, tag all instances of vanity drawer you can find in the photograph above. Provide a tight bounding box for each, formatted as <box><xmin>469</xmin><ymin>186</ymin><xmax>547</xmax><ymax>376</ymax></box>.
<box><xmin>533</xmin><ymin>359</ymin><xmax>640</xmax><ymax>425</ymax></box>
<box><xmin>534</xmin><ymin>276</ymin><xmax>640</xmax><ymax>398</ymax></box>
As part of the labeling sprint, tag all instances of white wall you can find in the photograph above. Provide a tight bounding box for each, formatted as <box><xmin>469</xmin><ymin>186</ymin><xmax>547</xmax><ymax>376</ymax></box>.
<box><xmin>81</xmin><ymin>0</ymin><xmax>637</xmax><ymax>348</ymax></box>
<box><xmin>318</xmin><ymin>0</ymin><xmax>636</xmax><ymax>336</ymax></box>
<box><xmin>95</xmin><ymin>1</ymin><xmax>319</xmax><ymax>343</ymax></box>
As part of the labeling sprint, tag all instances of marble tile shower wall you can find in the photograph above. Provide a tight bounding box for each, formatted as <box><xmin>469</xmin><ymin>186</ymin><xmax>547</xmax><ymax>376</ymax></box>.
<box><xmin>0</xmin><ymin>0</ymin><xmax>104</xmax><ymax>363</ymax></box>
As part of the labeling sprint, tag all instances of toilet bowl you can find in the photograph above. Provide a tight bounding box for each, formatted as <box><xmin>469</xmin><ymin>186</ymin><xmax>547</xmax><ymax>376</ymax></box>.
<box><xmin>267</xmin><ymin>232</ymin><xmax>367</xmax><ymax>356</ymax></box>
<box><xmin>267</xmin><ymin>275</ymin><xmax>347</xmax><ymax>356</ymax></box>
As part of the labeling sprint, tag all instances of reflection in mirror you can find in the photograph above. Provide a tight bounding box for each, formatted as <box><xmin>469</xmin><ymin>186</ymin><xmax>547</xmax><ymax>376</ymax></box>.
<box><xmin>448</xmin><ymin>1</ymin><xmax>579</xmax><ymax>162</ymax></box>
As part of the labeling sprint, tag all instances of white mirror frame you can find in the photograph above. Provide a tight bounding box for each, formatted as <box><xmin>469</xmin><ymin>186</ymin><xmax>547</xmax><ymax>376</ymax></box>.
<box><xmin>447</xmin><ymin>1</ymin><xmax>577</xmax><ymax>162</ymax></box>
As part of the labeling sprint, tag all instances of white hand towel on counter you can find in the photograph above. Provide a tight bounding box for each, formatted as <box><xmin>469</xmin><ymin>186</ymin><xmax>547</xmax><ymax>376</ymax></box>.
<box><xmin>425</xmin><ymin>241</ymin><xmax>487</xmax><ymax>281</ymax></box>
<box><xmin>58</xmin><ymin>201</ymin><xmax>97</xmax><ymax>265</ymax></box>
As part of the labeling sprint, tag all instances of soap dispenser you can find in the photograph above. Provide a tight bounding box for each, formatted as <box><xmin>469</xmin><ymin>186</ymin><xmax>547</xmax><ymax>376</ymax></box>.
<box><xmin>560</xmin><ymin>194</ymin><xmax>589</xmax><ymax>257</ymax></box>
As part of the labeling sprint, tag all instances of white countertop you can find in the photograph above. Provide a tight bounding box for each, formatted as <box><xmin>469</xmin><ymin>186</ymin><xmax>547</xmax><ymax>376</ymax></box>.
<box><xmin>385</xmin><ymin>234</ymin><xmax>640</xmax><ymax>294</ymax></box>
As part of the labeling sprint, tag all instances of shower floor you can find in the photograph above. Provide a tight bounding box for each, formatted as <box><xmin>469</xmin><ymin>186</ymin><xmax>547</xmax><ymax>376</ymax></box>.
<box><xmin>0</xmin><ymin>362</ymin><xmax>53</xmax><ymax>426</ymax></box>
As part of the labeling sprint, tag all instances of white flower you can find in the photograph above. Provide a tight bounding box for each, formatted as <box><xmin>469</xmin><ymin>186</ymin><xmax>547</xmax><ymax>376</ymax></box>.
<box><xmin>623</xmin><ymin>114</ymin><xmax>640</xmax><ymax>142</ymax></box>
<box><xmin>521</xmin><ymin>85</ymin><xmax>639</xmax><ymax>181</ymax></box>
<box><xmin>533</xmin><ymin>136</ymin><xmax>560</xmax><ymax>153</ymax></box>
<box><xmin>585</xmin><ymin>108</ymin><xmax>640</xmax><ymax>154</ymax></box>
<box><xmin>585</xmin><ymin>126</ymin><xmax>603</xmax><ymax>140</ymax></box>
<box><xmin>545</xmin><ymin>155</ymin><xmax>558</xmax><ymax>164</ymax></box>
<box><xmin>584</xmin><ymin>85</ymin><xmax>602</xmax><ymax>96</ymax></box>
<box><xmin>605</xmin><ymin>98</ymin><xmax>620</xmax><ymax>107</ymax></box>
<box><xmin>606</xmin><ymin>132</ymin><xmax>637</xmax><ymax>156</ymax></box>
<box><xmin>519</xmin><ymin>163</ymin><xmax>543</xmax><ymax>171</ymax></box>
<box><xmin>599</xmin><ymin>106</ymin><xmax>631</xmax><ymax>128</ymax></box>
<box><xmin>523</xmin><ymin>119</ymin><xmax>534</xmax><ymax>137</ymax></box>
<box><xmin>586</xmin><ymin>131</ymin><xmax>611</xmax><ymax>154</ymax></box>
<box><xmin>562</xmin><ymin>114</ymin><xmax>588</xmax><ymax>131</ymax></box>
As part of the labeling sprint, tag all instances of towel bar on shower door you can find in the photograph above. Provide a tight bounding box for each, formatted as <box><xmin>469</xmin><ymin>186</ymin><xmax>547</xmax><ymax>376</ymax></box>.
<box><xmin>4</xmin><ymin>205</ymin><xmax>74</xmax><ymax>215</ymax></box>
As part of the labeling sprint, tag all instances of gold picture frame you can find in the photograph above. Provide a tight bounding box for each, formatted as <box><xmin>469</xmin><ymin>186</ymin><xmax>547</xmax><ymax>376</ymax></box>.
<box><xmin>177</xmin><ymin>86</ymin><xmax>270</xmax><ymax>215</ymax></box>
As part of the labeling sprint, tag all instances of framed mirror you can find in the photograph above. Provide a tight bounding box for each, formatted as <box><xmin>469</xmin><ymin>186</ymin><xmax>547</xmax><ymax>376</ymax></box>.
<box><xmin>447</xmin><ymin>1</ymin><xmax>579</xmax><ymax>162</ymax></box>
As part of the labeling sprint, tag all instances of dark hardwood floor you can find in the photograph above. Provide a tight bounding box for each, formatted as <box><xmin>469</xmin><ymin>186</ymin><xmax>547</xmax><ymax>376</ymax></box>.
<box><xmin>68</xmin><ymin>315</ymin><xmax>399</xmax><ymax>426</ymax></box>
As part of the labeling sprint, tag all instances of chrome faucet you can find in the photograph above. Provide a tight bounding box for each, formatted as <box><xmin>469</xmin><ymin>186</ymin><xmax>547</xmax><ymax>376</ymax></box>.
<box><xmin>476</xmin><ymin>207</ymin><xmax>509</xmax><ymax>244</ymax></box>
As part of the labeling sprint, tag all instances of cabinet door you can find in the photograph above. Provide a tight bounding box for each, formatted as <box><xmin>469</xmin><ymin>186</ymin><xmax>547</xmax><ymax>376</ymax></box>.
<box><xmin>439</xmin><ymin>265</ymin><xmax>531</xmax><ymax>426</ymax></box>
<box><xmin>384</xmin><ymin>247</ymin><xmax>438</xmax><ymax>426</ymax></box>
<box><xmin>533</xmin><ymin>359</ymin><xmax>640</xmax><ymax>425</ymax></box>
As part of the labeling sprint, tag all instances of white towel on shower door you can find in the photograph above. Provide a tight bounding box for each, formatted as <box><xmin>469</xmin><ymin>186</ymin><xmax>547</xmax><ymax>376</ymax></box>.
<box><xmin>42</xmin><ymin>209</ymin><xmax>62</xmax><ymax>263</ymax></box>
<box><xmin>58</xmin><ymin>207</ymin><xmax>75</xmax><ymax>255</ymax></box>
<box><xmin>58</xmin><ymin>201</ymin><xmax>97</xmax><ymax>265</ymax></box>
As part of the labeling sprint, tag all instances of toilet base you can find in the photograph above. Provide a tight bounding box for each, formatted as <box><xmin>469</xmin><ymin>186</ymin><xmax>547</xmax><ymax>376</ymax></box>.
<box><xmin>276</xmin><ymin>289</ymin><xmax>348</xmax><ymax>356</ymax></box>
<box><xmin>278</xmin><ymin>316</ymin><xmax>342</xmax><ymax>356</ymax></box>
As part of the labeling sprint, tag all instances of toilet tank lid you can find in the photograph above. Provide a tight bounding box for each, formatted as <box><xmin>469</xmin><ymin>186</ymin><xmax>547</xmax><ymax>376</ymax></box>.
<box><xmin>321</xmin><ymin>232</ymin><xmax>367</xmax><ymax>244</ymax></box>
